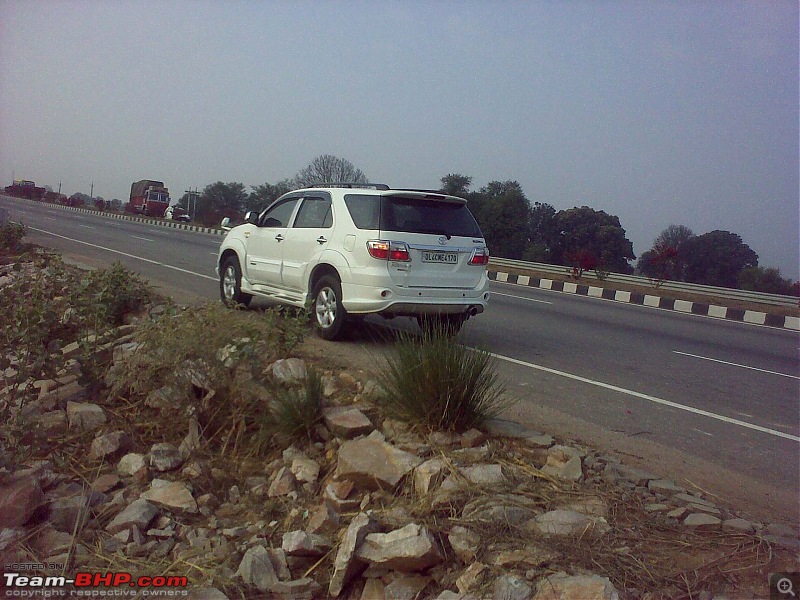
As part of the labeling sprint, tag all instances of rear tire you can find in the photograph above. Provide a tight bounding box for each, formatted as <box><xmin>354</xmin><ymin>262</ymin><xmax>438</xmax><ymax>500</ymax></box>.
<box><xmin>312</xmin><ymin>275</ymin><xmax>348</xmax><ymax>340</ymax></box>
<box><xmin>220</xmin><ymin>256</ymin><xmax>252</xmax><ymax>307</ymax></box>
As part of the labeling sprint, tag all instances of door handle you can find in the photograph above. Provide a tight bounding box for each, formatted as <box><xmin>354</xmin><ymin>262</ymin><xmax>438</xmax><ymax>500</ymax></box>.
<box><xmin>316</xmin><ymin>236</ymin><xmax>327</xmax><ymax>244</ymax></box>
<box><xmin>275</xmin><ymin>234</ymin><xmax>284</xmax><ymax>242</ymax></box>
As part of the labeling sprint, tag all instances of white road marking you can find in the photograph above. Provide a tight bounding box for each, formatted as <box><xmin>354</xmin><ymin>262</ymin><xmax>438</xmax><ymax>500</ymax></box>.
<box><xmin>692</xmin><ymin>429</ymin><xmax>714</xmax><ymax>437</ymax></box>
<box><xmin>488</xmin><ymin>351</ymin><xmax>800</xmax><ymax>442</ymax></box>
<box><xmin>131</xmin><ymin>236</ymin><xmax>154</xmax><ymax>242</ymax></box>
<box><xmin>27</xmin><ymin>226</ymin><xmax>218</xmax><ymax>281</ymax></box>
<box><xmin>78</xmin><ymin>225</ymin><xmax>95</xmax><ymax>229</ymax></box>
<box><xmin>673</xmin><ymin>351</ymin><xmax>800</xmax><ymax>380</ymax></box>
<box><xmin>490</xmin><ymin>290</ymin><xmax>553</xmax><ymax>304</ymax></box>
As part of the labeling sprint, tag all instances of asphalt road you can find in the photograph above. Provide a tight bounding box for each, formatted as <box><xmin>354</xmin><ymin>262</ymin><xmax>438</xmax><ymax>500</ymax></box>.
<box><xmin>4</xmin><ymin>196</ymin><xmax>799</xmax><ymax>523</ymax></box>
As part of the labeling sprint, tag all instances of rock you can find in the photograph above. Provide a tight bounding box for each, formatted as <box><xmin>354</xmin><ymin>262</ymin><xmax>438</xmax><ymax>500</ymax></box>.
<box><xmin>532</xmin><ymin>572</ymin><xmax>619</xmax><ymax>600</ymax></box>
<box><xmin>40</xmin><ymin>410</ymin><xmax>67</xmax><ymax>429</ymax></box>
<box><xmin>541</xmin><ymin>446</ymin><xmax>583</xmax><ymax>482</ymax></box>
<box><xmin>0</xmin><ymin>477</ymin><xmax>44</xmax><ymax>527</ymax></box>
<box><xmin>531</xmin><ymin>510</ymin><xmax>610</xmax><ymax>537</ymax></box>
<box><xmin>149</xmin><ymin>443</ymin><xmax>184</xmax><ymax>471</ymax></box>
<box><xmin>493</xmin><ymin>574</ymin><xmax>533</xmax><ymax>600</ymax></box>
<box><xmin>106</xmin><ymin>499</ymin><xmax>159</xmax><ymax>534</ymax></box>
<box><xmin>487</xmin><ymin>546</ymin><xmax>557</xmax><ymax>569</ymax></box>
<box><xmin>329</xmin><ymin>513</ymin><xmax>380</xmax><ymax>597</ymax></box>
<box><xmin>461</xmin><ymin>429</ymin><xmax>487</xmax><ymax>448</ymax></box>
<box><xmin>307</xmin><ymin>503</ymin><xmax>340</xmax><ymax>534</ymax></box>
<box><xmin>482</xmin><ymin>419</ymin><xmax>542</xmax><ymax>439</ymax></box>
<box><xmin>186</xmin><ymin>588</ymin><xmax>229</xmax><ymax>600</ymax></box>
<box><xmin>92</xmin><ymin>474</ymin><xmax>120</xmax><ymax>494</ymax></box>
<box><xmin>647</xmin><ymin>479</ymin><xmax>686</xmax><ymax>494</ymax></box>
<box><xmin>460</xmin><ymin>464</ymin><xmax>505</xmax><ymax>485</ymax></box>
<box><xmin>118</xmin><ymin>453</ymin><xmax>148</xmax><ymax>476</ymax></box>
<box><xmin>559</xmin><ymin>496</ymin><xmax>609</xmax><ymax>518</ymax></box>
<box><xmin>140</xmin><ymin>481</ymin><xmax>198</xmax><ymax>514</ymax></box>
<box><xmin>281</xmin><ymin>530</ymin><xmax>332</xmax><ymax>557</ymax></box>
<box><xmin>524</xmin><ymin>434</ymin><xmax>554</xmax><ymax>448</ymax></box>
<box><xmin>357</xmin><ymin>523</ymin><xmax>444</xmax><ymax>572</ymax></box>
<box><xmin>448</xmin><ymin>526</ymin><xmax>481</xmax><ymax>563</ymax></box>
<box><xmin>666</xmin><ymin>507</ymin><xmax>688</xmax><ymax>520</ymax></box>
<box><xmin>672</xmin><ymin>493</ymin><xmax>716</xmax><ymax>508</ymax></box>
<box><xmin>323</xmin><ymin>406</ymin><xmax>374</xmax><ymax>439</ymax></box>
<box><xmin>145</xmin><ymin>386</ymin><xmax>183</xmax><ymax>411</ymax></box>
<box><xmin>89</xmin><ymin>431</ymin><xmax>132</xmax><ymax>460</ymax></box>
<box><xmin>47</xmin><ymin>494</ymin><xmax>90</xmax><ymax>533</ymax></box>
<box><xmin>457</xmin><ymin>563</ymin><xmax>488</xmax><ymax>593</ymax></box>
<box><xmin>722</xmin><ymin>518</ymin><xmax>755</xmax><ymax>533</ymax></box>
<box><xmin>603</xmin><ymin>463</ymin><xmax>655</xmax><ymax>486</ymax></box>
<box><xmin>336</xmin><ymin>438</ymin><xmax>422</xmax><ymax>491</ymax></box>
<box><xmin>324</xmin><ymin>481</ymin><xmax>361</xmax><ymax>511</ymax></box>
<box><xmin>683</xmin><ymin>513</ymin><xmax>721</xmax><ymax>529</ymax></box>
<box><xmin>66</xmin><ymin>401</ymin><xmax>106</xmax><ymax>430</ymax></box>
<box><xmin>236</xmin><ymin>545</ymin><xmax>279</xmax><ymax>592</ymax></box>
<box><xmin>113</xmin><ymin>341</ymin><xmax>141</xmax><ymax>364</ymax></box>
<box><xmin>385</xmin><ymin>573</ymin><xmax>432</xmax><ymax>599</ymax></box>
<box><xmin>268</xmin><ymin>467</ymin><xmax>297</xmax><ymax>497</ymax></box>
<box><xmin>271</xmin><ymin>358</ymin><xmax>307</xmax><ymax>384</ymax></box>
<box><xmin>462</xmin><ymin>496</ymin><xmax>537</xmax><ymax>526</ymax></box>
<box><xmin>414</xmin><ymin>458</ymin><xmax>447</xmax><ymax>495</ymax></box>
<box><xmin>291</xmin><ymin>457</ymin><xmax>321</xmax><ymax>483</ymax></box>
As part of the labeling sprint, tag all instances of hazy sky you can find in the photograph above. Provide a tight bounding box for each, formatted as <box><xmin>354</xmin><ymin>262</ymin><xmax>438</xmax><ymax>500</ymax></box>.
<box><xmin>2</xmin><ymin>1</ymin><xmax>798</xmax><ymax>277</ymax></box>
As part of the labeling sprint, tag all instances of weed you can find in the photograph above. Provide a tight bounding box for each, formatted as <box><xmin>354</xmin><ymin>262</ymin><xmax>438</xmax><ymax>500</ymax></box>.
<box><xmin>0</xmin><ymin>221</ymin><xmax>27</xmax><ymax>254</ymax></box>
<box><xmin>267</xmin><ymin>368</ymin><xmax>324</xmax><ymax>444</ymax></box>
<box><xmin>78</xmin><ymin>262</ymin><xmax>153</xmax><ymax>326</ymax></box>
<box><xmin>377</xmin><ymin>325</ymin><xmax>509</xmax><ymax>432</ymax></box>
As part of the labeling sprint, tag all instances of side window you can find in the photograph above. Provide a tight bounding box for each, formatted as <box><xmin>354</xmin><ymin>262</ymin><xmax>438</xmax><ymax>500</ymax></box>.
<box><xmin>344</xmin><ymin>194</ymin><xmax>380</xmax><ymax>229</ymax></box>
<box><xmin>294</xmin><ymin>196</ymin><xmax>333</xmax><ymax>228</ymax></box>
<box><xmin>259</xmin><ymin>198</ymin><xmax>299</xmax><ymax>227</ymax></box>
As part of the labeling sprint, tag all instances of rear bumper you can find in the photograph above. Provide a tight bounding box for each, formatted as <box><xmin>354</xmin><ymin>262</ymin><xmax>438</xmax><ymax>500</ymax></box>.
<box><xmin>341</xmin><ymin>280</ymin><xmax>490</xmax><ymax>316</ymax></box>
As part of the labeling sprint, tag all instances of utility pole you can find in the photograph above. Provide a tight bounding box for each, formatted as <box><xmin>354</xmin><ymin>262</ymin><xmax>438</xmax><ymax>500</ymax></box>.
<box><xmin>58</xmin><ymin>182</ymin><xmax>62</xmax><ymax>194</ymax></box>
<box><xmin>185</xmin><ymin>187</ymin><xmax>200</xmax><ymax>220</ymax></box>
<box><xmin>90</xmin><ymin>181</ymin><xmax>94</xmax><ymax>198</ymax></box>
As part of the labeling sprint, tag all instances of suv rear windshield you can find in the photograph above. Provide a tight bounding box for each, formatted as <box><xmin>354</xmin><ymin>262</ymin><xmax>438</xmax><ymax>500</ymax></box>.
<box><xmin>344</xmin><ymin>194</ymin><xmax>483</xmax><ymax>237</ymax></box>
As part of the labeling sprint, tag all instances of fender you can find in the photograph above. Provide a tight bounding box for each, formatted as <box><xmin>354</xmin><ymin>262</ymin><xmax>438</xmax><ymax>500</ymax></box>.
<box><xmin>218</xmin><ymin>235</ymin><xmax>251</xmax><ymax>280</ymax></box>
<box><xmin>310</xmin><ymin>248</ymin><xmax>354</xmax><ymax>285</ymax></box>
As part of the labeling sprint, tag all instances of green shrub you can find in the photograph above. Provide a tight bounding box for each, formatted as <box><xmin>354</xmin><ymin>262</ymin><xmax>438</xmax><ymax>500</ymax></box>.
<box><xmin>266</xmin><ymin>368</ymin><xmax>323</xmax><ymax>444</ymax></box>
<box><xmin>0</xmin><ymin>221</ymin><xmax>26</xmax><ymax>254</ymax></box>
<box><xmin>79</xmin><ymin>262</ymin><xmax>153</xmax><ymax>326</ymax></box>
<box><xmin>377</xmin><ymin>325</ymin><xmax>509</xmax><ymax>432</ymax></box>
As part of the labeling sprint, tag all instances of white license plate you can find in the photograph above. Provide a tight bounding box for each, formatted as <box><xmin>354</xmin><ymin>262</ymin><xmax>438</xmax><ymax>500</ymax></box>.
<box><xmin>422</xmin><ymin>251</ymin><xmax>458</xmax><ymax>264</ymax></box>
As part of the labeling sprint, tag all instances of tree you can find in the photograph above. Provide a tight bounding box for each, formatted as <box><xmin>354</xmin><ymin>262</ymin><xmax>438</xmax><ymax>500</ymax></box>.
<box><xmin>473</xmin><ymin>181</ymin><xmax>530</xmax><ymax>260</ymax></box>
<box><xmin>681</xmin><ymin>230</ymin><xmax>758</xmax><ymax>288</ymax></box>
<box><xmin>556</xmin><ymin>206</ymin><xmax>635</xmax><ymax>274</ymax></box>
<box><xmin>248</xmin><ymin>179</ymin><xmax>294</xmax><ymax>212</ymax></box>
<box><xmin>737</xmin><ymin>266</ymin><xmax>797</xmax><ymax>296</ymax></box>
<box><xmin>294</xmin><ymin>155</ymin><xmax>368</xmax><ymax>188</ymax></box>
<box><xmin>439</xmin><ymin>173</ymin><xmax>472</xmax><ymax>197</ymax></box>
<box><xmin>523</xmin><ymin>202</ymin><xmax>560</xmax><ymax>263</ymax></box>
<box><xmin>638</xmin><ymin>224</ymin><xmax>695</xmax><ymax>282</ymax></box>
<box><xmin>197</xmin><ymin>182</ymin><xmax>248</xmax><ymax>225</ymax></box>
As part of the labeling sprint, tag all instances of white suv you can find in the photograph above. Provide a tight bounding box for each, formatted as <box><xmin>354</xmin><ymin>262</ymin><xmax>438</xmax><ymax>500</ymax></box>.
<box><xmin>216</xmin><ymin>184</ymin><xmax>490</xmax><ymax>340</ymax></box>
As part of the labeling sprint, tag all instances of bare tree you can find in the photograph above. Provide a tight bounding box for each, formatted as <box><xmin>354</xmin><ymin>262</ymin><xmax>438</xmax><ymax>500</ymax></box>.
<box><xmin>294</xmin><ymin>155</ymin><xmax>368</xmax><ymax>187</ymax></box>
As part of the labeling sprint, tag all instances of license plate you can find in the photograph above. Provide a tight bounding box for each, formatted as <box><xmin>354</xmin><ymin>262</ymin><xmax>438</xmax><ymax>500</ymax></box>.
<box><xmin>422</xmin><ymin>251</ymin><xmax>458</xmax><ymax>264</ymax></box>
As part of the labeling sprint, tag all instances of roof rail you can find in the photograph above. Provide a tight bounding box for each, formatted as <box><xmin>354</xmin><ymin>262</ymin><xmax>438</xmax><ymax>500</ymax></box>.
<box><xmin>309</xmin><ymin>182</ymin><xmax>389</xmax><ymax>190</ymax></box>
<box><xmin>389</xmin><ymin>188</ymin><xmax>448</xmax><ymax>195</ymax></box>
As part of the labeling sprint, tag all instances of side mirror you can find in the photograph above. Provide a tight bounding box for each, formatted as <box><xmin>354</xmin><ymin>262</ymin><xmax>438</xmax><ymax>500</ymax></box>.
<box><xmin>221</xmin><ymin>217</ymin><xmax>231</xmax><ymax>231</ymax></box>
<box><xmin>245</xmin><ymin>211</ymin><xmax>259</xmax><ymax>225</ymax></box>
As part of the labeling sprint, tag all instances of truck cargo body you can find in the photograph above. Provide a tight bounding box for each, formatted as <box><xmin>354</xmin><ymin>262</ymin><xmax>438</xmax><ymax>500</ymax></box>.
<box><xmin>4</xmin><ymin>180</ymin><xmax>46</xmax><ymax>200</ymax></box>
<box><xmin>130</xmin><ymin>180</ymin><xmax>170</xmax><ymax>217</ymax></box>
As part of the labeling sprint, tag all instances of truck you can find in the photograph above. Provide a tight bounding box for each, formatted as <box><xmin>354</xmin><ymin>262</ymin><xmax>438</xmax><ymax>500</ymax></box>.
<box><xmin>129</xmin><ymin>180</ymin><xmax>171</xmax><ymax>217</ymax></box>
<box><xmin>4</xmin><ymin>179</ymin><xmax>46</xmax><ymax>200</ymax></box>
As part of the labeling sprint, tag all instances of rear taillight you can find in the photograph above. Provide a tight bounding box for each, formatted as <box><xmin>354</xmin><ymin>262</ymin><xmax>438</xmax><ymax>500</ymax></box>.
<box><xmin>469</xmin><ymin>247</ymin><xmax>490</xmax><ymax>266</ymax></box>
<box><xmin>367</xmin><ymin>240</ymin><xmax>411</xmax><ymax>262</ymax></box>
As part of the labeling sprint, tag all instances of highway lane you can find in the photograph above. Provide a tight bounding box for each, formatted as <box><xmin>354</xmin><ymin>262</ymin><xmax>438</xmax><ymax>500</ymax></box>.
<box><xmin>4</xmin><ymin>196</ymin><xmax>799</xmax><ymax>512</ymax></box>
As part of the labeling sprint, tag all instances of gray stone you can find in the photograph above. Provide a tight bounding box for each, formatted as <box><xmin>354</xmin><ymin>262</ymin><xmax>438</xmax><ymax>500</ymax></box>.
<box><xmin>281</xmin><ymin>530</ymin><xmax>332</xmax><ymax>557</ymax></box>
<box><xmin>336</xmin><ymin>438</ymin><xmax>422</xmax><ymax>491</ymax></box>
<box><xmin>722</xmin><ymin>518</ymin><xmax>755</xmax><ymax>533</ymax></box>
<box><xmin>66</xmin><ymin>401</ymin><xmax>106</xmax><ymax>430</ymax></box>
<box><xmin>531</xmin><ymin>510</ymin><xmax>610</xmax><ymax>537</ymax></box>
<box><xmin>683</xmin><ymin>513</ymin><xmax>721</xmax><ymax>529</ymax></box>
<box><xmin>482</xmin><ymin>419</ymin><xmax>542</xmax><ymax>439</ymax></box>
<box><xmin>48</xmin><ymin>494</ymin><xmax>90</xmax><ymax>533</ymax></box>
<box><xmin>271</xmin><ymin>358</ymin><xmax>307</xmax><ymax>385</ymax></box>
<box><xmin>323</xmin><ymin>406</ymin><xmax>374</xmax><ymax>439</ymax></box>
<box><xmin>236</xmin><ymin>545</ymin><xmax>279</xmax><ymax>592</ymax></box>
<box><xmin>268</xmin><ymin>467</ymin><xmax>297</xmax><ymax>497</ymax></box>
<box><xmin>89</xmin><ymin>431</ymin><xmax>132</xmax><ymax>460</ymax></box>
<box><xmin>457</xmin><ymin>563</ymin><xmax>488</xmax><ymax>594</ymax></box>
<box><xmin>448</xmin><ymin>526</ymin><xmax>481</xmax><ymax>563</ymax></box>
<box><xmin>113</xmin><ymin>342</ymin><xmax>141</xmax><ymax>364</ymax></box>
<box><xmin>460</xmin><ymin>429</ymin><xmax>487</xmax><ymax>448</ymax></box>
<box><xmin>149</xmin><ymin>443</ymin><xmax>184</xmax><ymax>471</ymax></box>
<box><xmin>290</xmin><ymin>456</ymin><xmax>320</xmax><ymax>483</ymax></box>
<box><xmin>541</xmin><ymin>446</ymin><xmax>583</xmax><ymax>482</ymax></box>
<box><xmin>329</xmin><ymin>513</ymin><xmax>379</xmax><ymax>597</ymax></box>
<box><xmin>532</xmin><ymin>572</ymin><xmax>619</xmax><ymax>599</ymax></box>
<box><xmin>106</xmin><ymin>499</ymin><xmax>159</xmax><ymax>534</ymax></box>
<box><xmin>603</xmin><ymin>463</ymin><xmax>656</xmax><ymax>486</ymax></box>
<box><xmin>140</xmin><ymin>481</ymin><xmax>198</xmax><ymax>514</ymax></box>
<box><xmin>460</xmin><ymin>464</ymin><xmax>505</xmax><ymax>485</ymax></box>
<box><xmin>647</xmin><ymin>479</ymin><xmax>686</xmax><ymax>494</ymax></box>
<box><xmin>493</xmin><ymin>574</ymin><xmax>532</xmax><ymax>600</ymax></box>
<box><xmin>117</xmin><ymin>453</ymin><xmax>148</xmax><ymax>476</ymax></box>
<box><xmin>0</xmin><ymin>477</ymin><xmax>44</xmax><ymax>527</ymax></box>
<box><xmin>414</xmin><ymin>458</ymin><xmax>447</xmax><ymax>495</ymax></box>
<box><xmin>385</xmin><ymin>574</ymin><xmax>432</xmax><ymax>599</ymax></box>
<box><xmin>356</xmin><ymin>523</ymin><xmax>444</xmax><ymax>572</ymax></box>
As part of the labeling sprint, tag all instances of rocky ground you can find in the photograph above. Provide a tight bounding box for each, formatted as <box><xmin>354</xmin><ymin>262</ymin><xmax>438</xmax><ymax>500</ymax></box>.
<box><xmin>1</xmin><ymin>254</ymin><xmax>799</xmax><ymax>600</ymax></box>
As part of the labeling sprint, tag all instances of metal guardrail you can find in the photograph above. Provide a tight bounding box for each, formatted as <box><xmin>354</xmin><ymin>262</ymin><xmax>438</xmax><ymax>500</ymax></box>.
<box><xmin>490</xmin><ymin>257</ymin><xmax>799</xmax><ymax>308</ymax></box>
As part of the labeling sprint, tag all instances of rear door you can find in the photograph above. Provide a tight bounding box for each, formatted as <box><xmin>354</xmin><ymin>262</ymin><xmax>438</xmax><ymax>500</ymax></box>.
<box><xmin>380</xmin><ymin>194</ymin><xmax>486</xmax><ymax>289</ymax></box>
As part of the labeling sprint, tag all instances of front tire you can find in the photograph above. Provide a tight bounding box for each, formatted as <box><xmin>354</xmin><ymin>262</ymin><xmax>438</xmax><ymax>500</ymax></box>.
<box><xmin>220</xmin><ymin>256</ymin><xmax>252</xmax><ymax>307</ymax></box>
<box><xmin>312</xmin><ymin>275</ymin><xmax>347</xmax><ymax>340</ymax></box>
